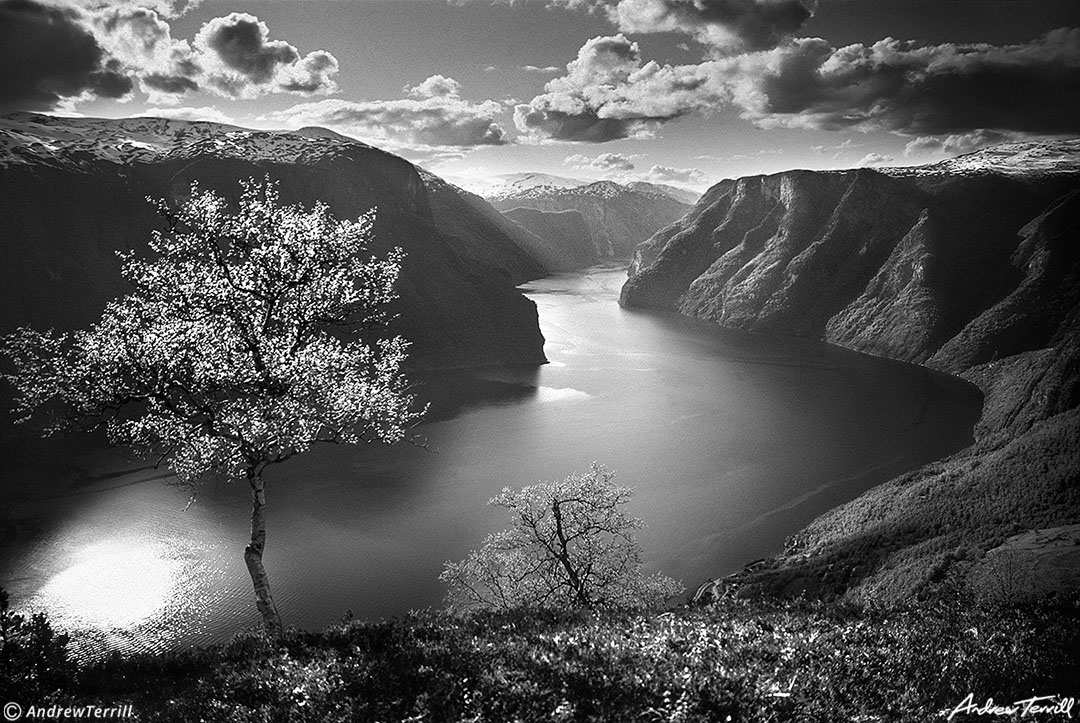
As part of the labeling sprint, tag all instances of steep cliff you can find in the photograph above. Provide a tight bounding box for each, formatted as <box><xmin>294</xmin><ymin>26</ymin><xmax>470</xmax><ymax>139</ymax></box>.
<box><xmin>490</xmin><ymin>180</ymin><xmax>691</xmax><ymax>258</ymax></box>
<box><xmin>0</xmin><ymin>113</ymin><xmax>547</xmax><ymax>368</ymax></box>
<box><xmin>625</xmin><ymin>141</ymin><xmax>1080</xmax><ymax>603</ymax></box>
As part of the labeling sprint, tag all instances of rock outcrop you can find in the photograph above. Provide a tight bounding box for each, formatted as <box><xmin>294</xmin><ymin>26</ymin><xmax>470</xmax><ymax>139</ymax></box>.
<box><xmin>0</xmin><ymin>113</ymin><xmax>549</xmax><ymax>368</ymax></box>
<box><xmin>625</xmin><ymin>141</ymin><xmax>1080</xmax><ymax>603</ymax></box>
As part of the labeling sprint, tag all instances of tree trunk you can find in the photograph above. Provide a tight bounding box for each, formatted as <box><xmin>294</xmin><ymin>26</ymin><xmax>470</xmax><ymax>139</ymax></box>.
<box><xmin>244</xmin><ymin>472</ymin><xmax>282</xmax><ymax>637</ymax></box>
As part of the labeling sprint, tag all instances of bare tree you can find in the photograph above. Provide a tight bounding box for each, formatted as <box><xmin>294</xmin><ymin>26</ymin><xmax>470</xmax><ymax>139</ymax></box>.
<box><xmin>2</xmin><ymin>179</ymin><xmax>425</xmax><ymax>636</ymax></box>
<box><xmin>441</xmin><ymin>463</ymin><xmax>683</xmax><ymax>612</ymax></box>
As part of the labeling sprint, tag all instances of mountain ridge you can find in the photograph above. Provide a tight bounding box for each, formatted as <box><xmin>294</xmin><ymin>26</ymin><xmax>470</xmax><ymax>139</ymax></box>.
<box><xmin>490</xmin><ymin>180</ymin><xmax>693</xmax><ymax>258</ymax></box>
<box><xmin>0</xmin><ymin>113</ymin><xmax>551</xmax><ymax>369</ymax></box>
<box><xmin>623</xmin><ymin>139</ymin><xmax>1080</xmax><ymax>603</ymax></box>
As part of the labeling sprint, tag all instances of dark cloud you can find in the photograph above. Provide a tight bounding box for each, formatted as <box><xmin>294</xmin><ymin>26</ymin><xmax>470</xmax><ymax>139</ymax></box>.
<box><xmin>194</xmin><ymin>13</ymin><xmax>338</xmax><ymax>97</ymax></box>
<box><xmin>729</xmin><ymin>29</ymin><xmax>1080</xmax><ymax>135</ymax></box>
<box><xmin>196</xmin><ymin>13</ymin><xmax>298</xmax><ymax>84</ymax></box>
<box><xmin>514</xmin><ymin>34</ymin><xmax>724</xmax><ymax>142</ymax></box>
<box><xmin>0</xmin><ymin>0</ymin><xmax>133</xmax><ymax>111</ymax></box>
<box><xmin>613</xmin><ymin>0</ymin><xmax>812</xmax><ymax>53</ymax></box>
<box><xmin>516</xmin><ymin>104</ymin><xmax>648</xmax><ymax>143</ymax></box>
<box><xmin>142</xmin><ymin>72</ymin><xmax>198</xmax><ymax>94</ymax></box>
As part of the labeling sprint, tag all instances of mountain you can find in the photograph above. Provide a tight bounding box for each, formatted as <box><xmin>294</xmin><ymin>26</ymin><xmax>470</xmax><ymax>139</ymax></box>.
<box><xmin>500</xmin><ymin>207</ymin><xmax>599</xmax><ymax>270</ymax></box>
<box><xmin>447</xmin><ymin>172</ymin><xmax>586</xmax><ymax>198</ymax></box>
<box><xmin>417</xmin><ymin>171</ymin><xmax>597</xmax><ymax>273</ymax></box>
<box><xmin>625</xmin><ymin>181</ymin><xmax>702</xmax><ymax>205</ymax></box>
<box><xmin>0</xmin><ymin>113</ymin><xmax>550</xmax><ymax>369</ymax></box>
<box><xmin>489</xmin><ymin>180</ymin><xmax>692</xmax><ymax>258</ymax></box>
<box><xmin>622</xmin><ymin>140</ymin><xmax>1080</xmax><ymax>604</ymax></box>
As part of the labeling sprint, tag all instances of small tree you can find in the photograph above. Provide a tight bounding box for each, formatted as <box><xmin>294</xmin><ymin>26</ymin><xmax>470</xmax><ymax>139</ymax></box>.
<box><xmin>440</xmin><ymin>463</ymin><xmax>683</xmax><ymax>612</ymax></box>
<box><xmin>2</xmin><ymin>179</ymin><xmax>424</xmax><ymax>636</ymax></box>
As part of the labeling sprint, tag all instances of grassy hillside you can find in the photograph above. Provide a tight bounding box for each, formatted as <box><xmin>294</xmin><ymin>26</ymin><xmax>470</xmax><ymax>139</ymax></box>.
<box><xmin>4</xmin><ymin>596</ymin><xmax>1078</xmax><ymax>722</ymax></box>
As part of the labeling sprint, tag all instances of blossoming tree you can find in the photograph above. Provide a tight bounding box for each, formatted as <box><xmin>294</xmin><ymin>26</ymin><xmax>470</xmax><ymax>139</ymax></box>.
<box><xmin>441</xmin><ymin>463</ymin><xmax>683</xmax><ymax>612</ymax></box>
<box><xmin>2</xmin><ymin>179</ymin><xmax>424</xmax><ymax>636</ymax></box>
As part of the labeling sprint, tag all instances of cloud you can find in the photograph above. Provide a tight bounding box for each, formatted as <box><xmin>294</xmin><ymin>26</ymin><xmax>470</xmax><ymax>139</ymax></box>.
<box><xmin>855</xmin><ymin>152</ymin><xmax>893</xmax><ymax>167</ymax></box>
<box><xmin>518</xmin><ymin>26</ymin><xmax>1080</xmax><ymax>143</ymax></box>
<box><xmin>462</xmin><ymin>0</ymin><xmax>810</xmax><ymax>53</ymax></box>
<box><xmin>642</xmin><ymin>163</ymin><xmax>708</xmax><ymax>185</ymax></box>
<box><xmin>0</xmin><ymin>0</ymin><xmax>134</xmax><ymax>112</ymax></box>
<box><xmin>0</xmin><ymin>0</ymin><xmax>341</xmax><ymax>111</ymax></box>
<box><xmin>521</xmin><ymin>65</ymin><xmax>561</xmax><ymax>73</ymax></box>
<box><xmin>193</xmin><ymin>13</ymin><xmax>338</xmax><ymax>98</ymax></box>
<box><xmin>611</xmin><ymin>0</ymin><xmax>812</xmax><ymax>53</ymax></box>
<box><xmin>92</xmin><ymin>6</ymin><xmax>200</xmax><ymax>104</ymax></box>
<box><xmin>903</xmin><ymin>129</ymin><xmax>1013</xmax><ymax>158</ymax></box>
<box><xmin>406</xmin><ymin>74</ymin><xmax>460</xmax><ymax>99</ymax></box>
<box><xmin>266</xmin><ymin>77</ymin><xmax>509</xmax><ymax>150</ymax></box>
<box><xmin>66</xmin><ymin>0</ymin><xmax>200</xmax><ymax>20</ymax></box>
<box><xmin>724</xmin><ymin>29</ymin><xmax>1080</xmax><ymax>136</ymax></box>
<box><xmin>565</xmin><ymin>151</ymin><xmax>639</xmax><ymax>171</ymax></box>
<box><xmin>514</xmin><ymin>34</ymin><xmax>725</xmax><ymax>142</ymax></box>
<box><xmin>144</xmin><ymin>105</ymin><xmax>233</xmax><ymax>124</ymax></box>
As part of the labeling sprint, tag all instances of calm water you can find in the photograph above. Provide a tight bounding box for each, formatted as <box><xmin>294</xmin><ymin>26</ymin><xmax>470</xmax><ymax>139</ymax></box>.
<box><xmin>0</xmin><ymin>267</ymin><xmax>981</xmax><ymax>654</ymax></box>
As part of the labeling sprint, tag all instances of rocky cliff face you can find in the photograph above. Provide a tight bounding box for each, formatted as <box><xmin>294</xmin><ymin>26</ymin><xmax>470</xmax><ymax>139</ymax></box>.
<box><xmin>626</xmin><ymin>141</ymin><xmax>1080</xmax><ymax>603</ymax></box>
<box><xmin>490</xmin><ymin>180</ymin><xmax>691</xmax><ymax>258</ymax></box>
<box><xmin>0</xmin><ymin>113</ymin><xmax>547</xmax><ymax>368</ymax></box>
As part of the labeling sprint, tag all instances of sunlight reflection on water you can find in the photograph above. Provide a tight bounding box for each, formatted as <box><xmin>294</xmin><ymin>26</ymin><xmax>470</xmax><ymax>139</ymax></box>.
<box><xmin>35</xmin><ymin>539</ymin><xmax>179</xmax><ymax>629</ymax></box>
<box><xmin>535</xmin><ymin>386</ymin><xmax>590</xmax><ymax>403</ymax></box>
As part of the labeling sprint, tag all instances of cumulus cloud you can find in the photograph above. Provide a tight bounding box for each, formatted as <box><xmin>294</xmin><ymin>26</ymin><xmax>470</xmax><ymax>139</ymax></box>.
<box><xmin>565</xmin><ymin>151</ymin><xmax>639</xmax><ymax>171</ymax></box>
<box><xmin>0</xmin><ymin>0</ymin><xmax>133</xmax><ymax>112</ymax></box>
<box><xmin>903</xmin><ymin>129</ymin><xmax>1014</xmax><ymax>158</ymax></box>
<box><xmin>724</xmin><ymin>29</ymin><xmax>1080</xmax><ymax>135</ymax></box>
<box><xmin>611</xmin><ymin>0</ymin><xmax>812</xmax><ymax>54</ymax></box>
<box><xmin>522</xmin><ymin>65</ymin><xmax>561</xmax><ymax>73</ymax></box>
<box><xmin>514</xmin><ymin>34</ymin><xmax>725</xmax><ymax>142</ymax></box>
<box><xmin>855</xmin><ymin>152</ymin><xmax>893</xmax><ymax>168</ymax></box>
<box><xmin>517</xmin><ymin>26</ymin><xmax>1080</xmax><ymax>143</ymax></box>
<box><xmin>91</xmin><ymin>6</ymin><xmax>201</xmax><ymax>104</ymax></box>
<box><xmin>193</xmin><ymin>13</ymin><xmax>338</xmax><ymax>98</ymax></box>
<box><xmin>0</xmin><ymin>0</ymin><xmax>340</xmax><ymax>111</ymax></box>
<box><xmin>266</xmin><ymin>77</ymin><xmax>509</xmax><ymax>150</ymax></box>
<box><xmin>642</xmin><ymin>163</ymin><xmax>708</xmax><ymax>185</ymax></box>
<box><xmin>65</xmin><ymin>0</ymin><xmax>200</xmax><ymax>20</ymax></box>
<box><xmin>406</xmin><ymin>74</ymin><xmax>460</xmax><ymax>99</ymax></box>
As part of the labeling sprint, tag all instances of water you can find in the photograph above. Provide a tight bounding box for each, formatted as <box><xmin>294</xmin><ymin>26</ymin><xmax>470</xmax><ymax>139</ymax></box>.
<box><xmin>0</xmin><ymin>267</ymin><xmax>981</xmax><ymax>654</ymax></box>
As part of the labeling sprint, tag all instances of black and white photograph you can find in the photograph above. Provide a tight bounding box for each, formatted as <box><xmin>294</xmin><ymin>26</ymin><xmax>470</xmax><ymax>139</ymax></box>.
<box><xmin>1</xmin><ymin>0</ymin><xmax>1078</xmax><ymax>719</ymax></box>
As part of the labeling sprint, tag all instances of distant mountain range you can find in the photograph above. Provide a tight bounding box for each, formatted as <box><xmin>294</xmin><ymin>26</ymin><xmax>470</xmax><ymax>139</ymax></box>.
<box><xmin>449</xmin><ymin>172</ymin><xmax>585</xmax><ymax>198</ymax></box>
<box><xmin>623</xmin><ymin>140</ymin><xmax>1080</xmax><ymax>603</ymax></box>
<box><xmin>487</xmin><ymin>179</ymin><xmax>695</xmax><ymax>258</ymax></box>
<box><xmin>450</xmin><ymin>171</ymin><xmax>701</xmax><ymax>206</ymax></box>
<box><xmin>0</xmin><ymin>113</ymin><xmax>555</xmax><ymax>369</ymax></box>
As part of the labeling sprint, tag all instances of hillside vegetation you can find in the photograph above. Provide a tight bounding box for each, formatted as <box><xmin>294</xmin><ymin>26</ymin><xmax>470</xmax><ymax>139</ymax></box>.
<box><xmin>5</xmin><ymin>595</ymin><xmax>1078</xmax><ymax>722</ymax></box>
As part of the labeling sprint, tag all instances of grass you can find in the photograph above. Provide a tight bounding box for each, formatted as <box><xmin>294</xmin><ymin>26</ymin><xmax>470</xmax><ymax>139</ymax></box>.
<box><xmin>3</xmin><ymin>594</ymin><xmax>1078</xmax><ymax>722</ymax></box>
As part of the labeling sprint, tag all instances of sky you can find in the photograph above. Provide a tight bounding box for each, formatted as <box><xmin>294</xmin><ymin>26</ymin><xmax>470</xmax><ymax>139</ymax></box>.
<box><xmin>2</xmin><ymin>0</ymin><xmax>1079</xmax><ymax>191</ymax></box>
